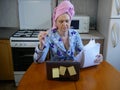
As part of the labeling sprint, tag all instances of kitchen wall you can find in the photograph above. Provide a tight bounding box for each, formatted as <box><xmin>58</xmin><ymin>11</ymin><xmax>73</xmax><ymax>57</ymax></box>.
<box><xmin>0</xmin><ymin>0</ymin><xmax>19</xmax><ymax>27</ymax></box>
<box><xmin>0</xmin><ymin>0</ymin><xmax>98</xmax><ymax>29</ymax></box>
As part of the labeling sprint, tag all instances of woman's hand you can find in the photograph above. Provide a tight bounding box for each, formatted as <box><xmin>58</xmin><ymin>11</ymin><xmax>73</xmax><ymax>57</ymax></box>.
<box><xmin>38</xmin><ymin>31</ymin><xmax>48</xmax><ymax>49</ymax></box>
<box><xmin>94</xmin><ymin>54</ymin><xmax>103</xmax><ymax>64</ymax></box>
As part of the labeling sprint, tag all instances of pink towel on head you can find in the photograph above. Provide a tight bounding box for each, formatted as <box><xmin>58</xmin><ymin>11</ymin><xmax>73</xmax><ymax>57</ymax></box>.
<box><xmin>52</xmin><ymin>0</ymin><xmax>75</xmax><ymax>29</ymax></box>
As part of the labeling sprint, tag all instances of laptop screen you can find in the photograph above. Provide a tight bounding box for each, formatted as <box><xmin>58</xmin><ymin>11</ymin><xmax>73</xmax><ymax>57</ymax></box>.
<box><xmin>46</xmin><ymin>61</ymin><xmax>80</xmax><ymax>81</ymax></box>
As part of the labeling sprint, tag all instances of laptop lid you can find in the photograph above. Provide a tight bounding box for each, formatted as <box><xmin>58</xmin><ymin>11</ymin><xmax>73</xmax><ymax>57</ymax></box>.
<box><xmin>46</xmin><ymin>61</ymin><xmax>80</xmax><ymax>81</ymax></box>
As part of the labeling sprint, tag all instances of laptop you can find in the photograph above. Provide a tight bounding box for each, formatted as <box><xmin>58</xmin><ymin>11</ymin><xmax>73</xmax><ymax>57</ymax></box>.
<box><xmin>46</xmin><ymin>61</ymin><xmax>80</xmax><ymax>81</ymax></box>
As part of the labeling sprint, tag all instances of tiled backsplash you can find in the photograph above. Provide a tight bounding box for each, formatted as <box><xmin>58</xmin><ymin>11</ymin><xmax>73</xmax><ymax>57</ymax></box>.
<box><xmin>53</xmin><ymin>0</ymin><xmax>98</xmax><ymax>30</ymax></box>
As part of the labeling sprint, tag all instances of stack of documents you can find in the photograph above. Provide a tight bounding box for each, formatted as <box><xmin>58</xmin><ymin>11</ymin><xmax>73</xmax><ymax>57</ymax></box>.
<box><xmin>75</xmin><ymin>39</ymin><xmax>100</xmax><ymax>68</ymax></box>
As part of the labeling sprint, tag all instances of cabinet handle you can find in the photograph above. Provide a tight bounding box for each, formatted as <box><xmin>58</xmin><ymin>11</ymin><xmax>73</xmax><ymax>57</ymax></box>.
<box><xmin>111</xmin><ymin>23</ymin><xmax>119</xmax><ymax>48</ymax></box>
<box><xmin>115</xmin><ymin>0</ymin><xmax>120</xmax><ymax>15</ymax></box>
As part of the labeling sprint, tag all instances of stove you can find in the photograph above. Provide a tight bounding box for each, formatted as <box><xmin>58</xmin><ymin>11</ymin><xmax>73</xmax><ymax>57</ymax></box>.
<box><xmin>10</xmin><ymin>29</ymin><xmax>47</xmax><ymax>86</ymax></box>
<box><xmin>10</xmin><ymin>29</ymin><xmax>47</xmax><ymax>47</ymax></box>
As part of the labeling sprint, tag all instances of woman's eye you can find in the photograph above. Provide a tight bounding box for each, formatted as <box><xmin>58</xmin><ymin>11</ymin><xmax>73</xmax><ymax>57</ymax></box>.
<box><xmin>66</xmin><ymin>20</ymin><xmax>69</xmax><ymax>23</ymax></box>
<box><xmin>59</xmin><ymin>20</ymin><xmax>70</xmax><ymax>24</ymax></box>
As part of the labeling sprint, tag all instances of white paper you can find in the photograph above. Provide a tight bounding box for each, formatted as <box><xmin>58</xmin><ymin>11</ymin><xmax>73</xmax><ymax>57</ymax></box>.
<box><xmin>52</xmin><ymin>68</ymin><xmax>59</xmax><ymax>78</ymax></box>
<box><xmin>59</xmin><ymin>66</ymin><xmax>66</xmax><ymax>76</ymax></box>
<box><xmin>67</xmin><ymin>66</ymin><xmax>77</xmax><ymax>76</ymax></box>
<box><xmin>82</xmin><ymin>39</ymin><xmax>100</xmax><ymax>68</ymax></box>
<box><xmin>74</xmin><ymin>39</ymin><xmax>101</xmax><ymax>68</ymax></box>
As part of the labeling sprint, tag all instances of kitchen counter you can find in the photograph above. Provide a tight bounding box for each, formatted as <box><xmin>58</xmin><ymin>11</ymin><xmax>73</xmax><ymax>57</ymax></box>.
<box><xmin>0</xmin><ymin>27</ymin><xmax>18</xmax><ymax>39</ymax></box>
<box><xmin>80</xmin><ymin>30</ymin><xmax>104</xmax><ymax>39</ymax></box>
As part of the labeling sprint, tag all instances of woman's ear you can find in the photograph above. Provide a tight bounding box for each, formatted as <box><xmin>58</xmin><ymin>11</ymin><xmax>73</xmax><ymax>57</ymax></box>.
<box><xmin>55</xmin><ymin>21</ymin><xmax>58</xmax><ymax>29</ymax></box>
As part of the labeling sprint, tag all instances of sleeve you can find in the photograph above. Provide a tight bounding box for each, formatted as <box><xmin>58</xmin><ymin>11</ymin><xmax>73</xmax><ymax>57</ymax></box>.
<box><xmin>74</xmin><ymin>31</ymin><xmax>84</xmax><ymax>63</ymax></box>
<box><xmin>75</xmin><ymin>31</ymin><xmax>84</xmax><ymax>53</ymax></box>
<box><xmin>33</xmin><ymin>37</ymin><xmax>49</xmax><ymax>63</ymax></box>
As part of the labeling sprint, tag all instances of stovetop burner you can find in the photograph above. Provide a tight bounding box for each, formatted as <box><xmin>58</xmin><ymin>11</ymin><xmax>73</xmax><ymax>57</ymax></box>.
<box><xmin>10</xmin><ymin>29</ymin><xmax>47</xmax><ymax>47</ymax></box>
<box><xmin>12</xmin><ymin>29</ymin><xmax>47</xmax><ymax>38</ymax></box>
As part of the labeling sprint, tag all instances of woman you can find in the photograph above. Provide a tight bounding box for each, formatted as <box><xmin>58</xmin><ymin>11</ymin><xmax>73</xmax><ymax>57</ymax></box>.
<box><xmin>33</xmin><ymin>0</ymin><xmax>102</xmax><ymax>66</ymax></box>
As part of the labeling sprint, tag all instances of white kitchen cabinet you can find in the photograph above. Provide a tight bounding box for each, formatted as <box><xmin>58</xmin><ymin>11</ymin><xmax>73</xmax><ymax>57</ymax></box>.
<box><xmin>18</xmin><ymin>0</ymin><xmax>52</xmax><ymax>29</ymax></box>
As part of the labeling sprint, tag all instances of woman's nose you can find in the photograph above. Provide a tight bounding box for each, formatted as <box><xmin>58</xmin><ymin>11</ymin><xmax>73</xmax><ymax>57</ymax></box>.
<box><xmin>62</xmin><ymin>21</ymin><xmax>67</xmax><ymax>26</ymax></box>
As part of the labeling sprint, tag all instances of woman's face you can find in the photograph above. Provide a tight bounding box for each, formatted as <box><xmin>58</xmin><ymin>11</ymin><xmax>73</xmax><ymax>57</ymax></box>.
<box><xmin>55</xmin><ymin>13</ymin><xmax>71</xmax><ymax>32</ymax></box>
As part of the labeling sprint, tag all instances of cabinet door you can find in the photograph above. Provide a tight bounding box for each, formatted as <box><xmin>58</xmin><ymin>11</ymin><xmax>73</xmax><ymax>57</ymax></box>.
<box><xmin>0</xmin><ymin>40</ymin><xmax>14</xmax><ymax>80</ymax></box>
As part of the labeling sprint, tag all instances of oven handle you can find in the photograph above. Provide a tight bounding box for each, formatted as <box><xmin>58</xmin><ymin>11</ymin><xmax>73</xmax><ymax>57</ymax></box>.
<box><xmin>20</xmin><ymin>54</ymin><xmax>33</xmax><ymax>57</ymax></box>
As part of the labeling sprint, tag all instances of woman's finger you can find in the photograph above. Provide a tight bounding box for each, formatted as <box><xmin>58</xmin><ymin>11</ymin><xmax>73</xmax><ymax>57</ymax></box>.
<box><xmin>38</xmin><ymin>32</ymin><xmax>47</xmax><ymax>38</ymax></box>
<box><xmin>94</xmin><ymin>54</ymin><xmax>103</xmax><ymax>63</ymax></box>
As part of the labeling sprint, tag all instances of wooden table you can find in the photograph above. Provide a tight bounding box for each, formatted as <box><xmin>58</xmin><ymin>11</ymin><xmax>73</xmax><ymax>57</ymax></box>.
<box><xmin>17</xmin><ymin>61</ymin><xmax>120</xmax><ymax>90</ymax></box>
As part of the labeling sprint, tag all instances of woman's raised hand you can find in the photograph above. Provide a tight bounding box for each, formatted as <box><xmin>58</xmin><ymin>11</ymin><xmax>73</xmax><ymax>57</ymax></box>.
<box><xmin>38</xmin><ymin>31</ymin><xmax>48</xmax><ymax>49</ymax></box>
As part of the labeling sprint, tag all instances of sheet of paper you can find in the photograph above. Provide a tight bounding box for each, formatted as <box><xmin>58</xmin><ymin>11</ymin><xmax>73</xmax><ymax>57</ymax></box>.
<box><xmin>68</xmin><ymin>66</ymin><xmax>77</xmax><ymax>76</ymax></box>
<box><xmin>83</xmin><ymin>40</ymin><xmax>100</xmax><ymax>68</ymax></box>
<box><xmin>52</xmin><ymin>68</ymin><xmax>59</xmax><ymax>78</ymax></box>
<box><xmin>59</xmin><ymin>66</ymin><xmax>66</xmax><ymax>76</ymax></box>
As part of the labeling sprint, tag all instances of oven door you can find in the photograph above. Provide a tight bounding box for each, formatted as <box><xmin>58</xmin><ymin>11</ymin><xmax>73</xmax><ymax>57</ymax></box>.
<box><xmin>12</xmin><ymin>48</ymin><xmax>34</xmax><ymax>71</ymax></box>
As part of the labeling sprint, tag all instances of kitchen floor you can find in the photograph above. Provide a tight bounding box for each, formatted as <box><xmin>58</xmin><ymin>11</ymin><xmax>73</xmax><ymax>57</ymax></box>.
<box><xmin>0</xmin><ymin>80</ymin><xmax>17</xmax><ymax>90</ymax></box>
